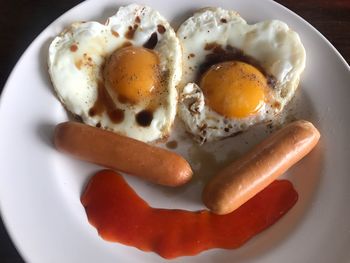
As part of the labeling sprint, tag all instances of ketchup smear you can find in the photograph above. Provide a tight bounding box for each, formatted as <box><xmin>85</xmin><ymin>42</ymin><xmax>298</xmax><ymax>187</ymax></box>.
<box><xmin>81</xmin><ymin>170</ymin><xmax>298</xmax><ymax>259</ymax></box>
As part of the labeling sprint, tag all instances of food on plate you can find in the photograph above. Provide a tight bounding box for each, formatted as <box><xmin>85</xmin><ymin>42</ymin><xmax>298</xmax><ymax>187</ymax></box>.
<box><xmin>177</xmin><ymin>7</ymin><xmax>306</xmax><ymax>143</ymax></box>
<box><xmin>48</xmin><ymin>4</ymin><xmax>182</xmax><ymax>142</ymax></box>
<box><xmin>54</xmin><ymin>122</ymin><xmax>192</xmax><ymax>186</ymax></box>
<box><xmin>81</xmin><ymin>170</ymin><xmax>298</xmax><ymax>259</ymax></box>
<box><xmin>48</xmin><ymin>5</ymin><xmax>314</xmax><ymax>257</ymax></box>
<box><xmin>203</xmin><ymin>120</ymin><xmax>320</xmax><ymax>215</ymax></box>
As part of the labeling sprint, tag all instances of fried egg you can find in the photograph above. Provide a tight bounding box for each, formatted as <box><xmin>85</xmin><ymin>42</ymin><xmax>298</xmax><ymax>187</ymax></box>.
<box><xmin>177</xmin><ymin>7</ymin><xmax>306</xmax><ymax>143</ymax></box>
<box><xmin>48</xmin><ymin>4</ymin><xmax>182</xmax><ymax>142</ymax></box>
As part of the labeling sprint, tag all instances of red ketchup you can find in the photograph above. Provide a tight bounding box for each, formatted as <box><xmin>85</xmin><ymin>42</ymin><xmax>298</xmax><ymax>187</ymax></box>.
<box><xmin>81</xmin><ymin>170</ymin><xmax>298</xmax><ymax>259</ymax></box>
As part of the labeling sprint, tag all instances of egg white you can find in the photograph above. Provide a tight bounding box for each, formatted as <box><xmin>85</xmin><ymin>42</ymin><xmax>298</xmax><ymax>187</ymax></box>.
<box><xmin>48</xmin><ymin>4</ymin><xmax>182</xmax><ymax>142</ymax></box>
<box><xmin>177</xmin><ymin>7</ymin><xmax>306</xmax><ymax>143</ymax></box>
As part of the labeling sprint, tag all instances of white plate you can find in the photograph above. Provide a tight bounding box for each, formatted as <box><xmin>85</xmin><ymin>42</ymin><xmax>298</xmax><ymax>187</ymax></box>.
<box><xmin>1</xmin><ymin>0</ymin><xmax>350</xmax><ymax>262</ymax></box>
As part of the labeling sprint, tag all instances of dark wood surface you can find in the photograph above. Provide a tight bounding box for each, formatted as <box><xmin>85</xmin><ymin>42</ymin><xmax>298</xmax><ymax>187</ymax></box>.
<box><xmin>0</xmin><ymin>0</ymin><xmax>349</xmax><ymax>262</ymax></box>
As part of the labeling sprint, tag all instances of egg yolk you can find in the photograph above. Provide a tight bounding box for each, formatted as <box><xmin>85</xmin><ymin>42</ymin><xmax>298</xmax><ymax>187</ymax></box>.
<box><xmin>200</xmin><ymin>61</ymin><xmax>267</xmax><ymax>118</ymax></box>
<box><xmin>104</xmin><ymin>46</ymin><xmax>160</xmax><ymax>104</ymax></box>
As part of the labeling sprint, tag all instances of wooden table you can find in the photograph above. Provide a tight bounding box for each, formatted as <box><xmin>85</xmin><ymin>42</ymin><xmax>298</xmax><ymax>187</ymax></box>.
<box><xmin>0</xmin><ymin>0</ymin><xmax>349</xmax><ymax>262</ymax></box>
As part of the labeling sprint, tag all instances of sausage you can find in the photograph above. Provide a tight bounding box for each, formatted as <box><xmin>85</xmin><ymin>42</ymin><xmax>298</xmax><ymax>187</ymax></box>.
<box><xmin>202</xmin><ymin>120</ymin><xmax>320</xmax><ymax>215</ymax></box>
<box><xmin>54</xmin><ymin>122</ymin><xmax>193</xmax><ymax>186</ymax></box>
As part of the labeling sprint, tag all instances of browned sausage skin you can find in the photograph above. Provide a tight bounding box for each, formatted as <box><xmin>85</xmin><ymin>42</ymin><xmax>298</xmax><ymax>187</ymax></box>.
<box><xmin>202</xmin><ymin>120</ymin><xmax>320</xmax><ymax>215</ymax></box>
<box><xmin>54</xmin><ymin>122</ymin><xmax>193</xmax><ymax>186</ymax></box>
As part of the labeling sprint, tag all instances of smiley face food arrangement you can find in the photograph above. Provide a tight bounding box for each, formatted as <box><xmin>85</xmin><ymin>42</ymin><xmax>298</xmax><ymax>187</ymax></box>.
<box><xmin>49</xmin><ymin>4</ymin><xmax>320</xmax><ymax>259</ymax></box>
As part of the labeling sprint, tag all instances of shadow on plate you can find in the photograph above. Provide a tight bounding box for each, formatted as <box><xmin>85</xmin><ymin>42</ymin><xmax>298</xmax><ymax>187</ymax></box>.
<box><xmin>36</xmin><ymin>122</ymin><xmax>55</xmax><ymax>149</ymax></box>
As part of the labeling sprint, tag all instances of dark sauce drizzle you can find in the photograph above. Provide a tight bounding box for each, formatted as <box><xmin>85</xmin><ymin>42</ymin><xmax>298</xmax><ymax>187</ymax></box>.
<box><xmin>125</xmin><ymin>24</ymin><xmax>138</xmax><ymax>39</ymax></box>
<box><xmin>89</xmin><ymin>81</ymin><xmax>124</xmax><ymax>124</ymax></box>
<box><xmin>166</xmin><ymin>140</ymin><xmax>178</xmax><ymax>149</ymax></box>
<box><xmin>157</xmin><ymin>24</ymin><xmax>166</xmax><ymax>34</ymax></box>
<box><xmin>200</xmin><ymin>43</ymin><xmax>277</xmax><ymax>88</ymax></box>
<box><xmin>89</xmin><ymin>25</ymin><xmax>163</xmax><ymax>127</ymax></box>
<box><xmin>135</xmin><ymin>110</ymin><xmax>153</xmax><ymax>127</ymax></box>
<box><xmin>70</xmin><ymin>44</ymin><xmax>78</xmax><ymax>52</ymax></box>
<box><xmin>143</xmin><ymin>32</ymin><xmax>158</xmax><ymax>49</ymax></box>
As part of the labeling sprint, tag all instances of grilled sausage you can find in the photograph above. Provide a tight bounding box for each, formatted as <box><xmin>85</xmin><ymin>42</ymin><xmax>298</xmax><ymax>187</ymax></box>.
<box><xmin>54</xmin><ymin>122</ymin><xmax>193</xmax><ymax>186</ymax></box>
<box><xmin>202</xmin><ymin>120</ymin><xmax>320</xmax><ymax>215</ymax></box>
